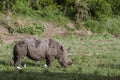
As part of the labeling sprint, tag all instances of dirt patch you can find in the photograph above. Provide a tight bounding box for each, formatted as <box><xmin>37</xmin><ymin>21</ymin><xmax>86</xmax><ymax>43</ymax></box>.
<box><xmin>0</xmin><ymin>16</ymin><xmax>93</xmax><ymax>44</ymax></box>
<box><xmin>0</xmin><ymin>16</ymin><xmax>38</xmax><ymax>44</ymax></box>
<box><xmin>41</xmin><ymin>22</ymin><xmax>67</xmax><ymax>38</ymax></box>
<box><xmin>1</xmin><ymin>34</ymin><xmax>34</xmax><ymax>44</ymax></box>
<box><xmin>114</xmin><ymin>33</ymin><xmax>120</xmax><ymax>38</ymax></box>
<box><xmin>0</xmin><ymin>25</ymin><xmax>9</xmax><ymax>36</ymax></box>
<box><xmin>0</xmin><ymin>21</ymin><xmax>67</xmax><ymax>44</ymax></box>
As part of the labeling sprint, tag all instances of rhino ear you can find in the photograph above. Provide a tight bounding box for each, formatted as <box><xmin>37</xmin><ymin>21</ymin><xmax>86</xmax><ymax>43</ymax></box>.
<box><xmin>60</xmin><ymin>46</ymin><xmax>64</xmax><ymax>51</ymax></box>
<box><xmin>49</xmin><ymin>38</ymin><xmax>54</xmax><ymax>47</ymax></box>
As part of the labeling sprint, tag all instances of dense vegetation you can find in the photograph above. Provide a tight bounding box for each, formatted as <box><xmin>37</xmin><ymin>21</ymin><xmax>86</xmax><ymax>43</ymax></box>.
<box><xmin>0</xmin><ymin>0</ymin><xmax>120</xmax><ymax>34</ymax></box>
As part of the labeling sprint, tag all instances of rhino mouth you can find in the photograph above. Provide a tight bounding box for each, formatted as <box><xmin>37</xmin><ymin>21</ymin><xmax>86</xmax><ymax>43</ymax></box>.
<box><xmin>59</xmin><ymin>59</ymin><xmax>72</xmax><ymax>67</ymax></box>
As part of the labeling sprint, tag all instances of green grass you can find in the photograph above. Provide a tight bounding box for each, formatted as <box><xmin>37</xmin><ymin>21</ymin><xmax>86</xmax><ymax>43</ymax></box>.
<box><xmin>0</xmin><ymin>34</ymin><xmax>120</xmax><ymax>80</ymax></box>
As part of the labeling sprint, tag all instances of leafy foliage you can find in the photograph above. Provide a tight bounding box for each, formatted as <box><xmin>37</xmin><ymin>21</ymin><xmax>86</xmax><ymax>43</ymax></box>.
<box><xmin>0</xmin><ymin>0</ymin><xmax>120</xmax><ymax>34</ymax></box>
<box><xmin>74</xmin><ymin>0</ymin><xmax>89</xmax><ymax>21</ymax></box>
<box><xmin>88</xmin><ymin>0</ymin><xmax>112</xmax><ymax>19</ymax></box>
<box><xmin>106</xmin><ymin>0</ymin><xmax>120</xmax><ymax>15</ymax></box>
<box><xmin>9</xmin><ymin>24</ymin><xmax>45</xmax><ymax>35</ymax></box>
<box><xmin>0</xmin><ymin>0</ymin><xmax>120</xmax><ymax>19</ymax></box>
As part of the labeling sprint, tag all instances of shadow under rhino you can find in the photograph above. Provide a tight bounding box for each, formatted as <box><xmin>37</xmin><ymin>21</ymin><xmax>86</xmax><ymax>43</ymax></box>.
<box><xmin>10</xmin><ymin>38</ymin><xmax>72</xmax><ymax>68</ymax></box>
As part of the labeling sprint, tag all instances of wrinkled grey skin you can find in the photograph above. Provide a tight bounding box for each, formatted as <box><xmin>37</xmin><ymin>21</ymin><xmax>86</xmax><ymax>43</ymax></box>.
<box><xmin>11</xmin><ymin>38</ymin><xmax>72</xmax><ymax>67</ymax></box>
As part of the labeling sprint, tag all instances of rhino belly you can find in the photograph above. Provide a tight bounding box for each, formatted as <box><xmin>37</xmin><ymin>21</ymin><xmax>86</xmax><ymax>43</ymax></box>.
<box><xmin>27</xmin><ymin>46</ymin><xmax>46</xmax><ymax>61</ymax></box>
<box><xmin>25</xmin><ymin>38</ymin><xmax>48</xmax><ymax>61</ymax></box>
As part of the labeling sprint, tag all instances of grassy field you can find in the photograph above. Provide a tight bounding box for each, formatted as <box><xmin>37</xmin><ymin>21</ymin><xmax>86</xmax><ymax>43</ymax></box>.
<box><xmin>0</xmin><ymin>34</ymin><xmax>120</xmax><ymax>80</ymax></box>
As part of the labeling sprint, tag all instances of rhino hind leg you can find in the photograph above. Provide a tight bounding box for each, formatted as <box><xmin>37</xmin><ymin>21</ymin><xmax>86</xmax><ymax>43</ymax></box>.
<box><xmin>13</xmin><ymin>42</ymin><xmax>27</xmax><ymax>67</ymax></box>
<box><xmin>12</xmin><ymin>50</ymin><xmax>27</xmax><ymax>67</ymax></box>
<box><xmin>10</xmin><ymin>56</ymin><xmax>17</xmax><ymax>66</ymax></box>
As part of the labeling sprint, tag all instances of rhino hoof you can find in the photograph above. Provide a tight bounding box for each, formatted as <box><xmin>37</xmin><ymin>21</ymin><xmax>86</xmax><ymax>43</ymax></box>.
<box><xmin>44</xmin><ymin>64</ymin><xmax>47</xmax><ymax>67</ymax></box>
<box><xmin>16</xmin><ymin>66</ymin><xmax>22</xmax><ymax>70</ymax></box>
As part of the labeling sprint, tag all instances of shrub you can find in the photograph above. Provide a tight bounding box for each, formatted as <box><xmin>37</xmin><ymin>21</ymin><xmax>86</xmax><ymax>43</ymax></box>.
<box><xmin>9</xmin><ymin>23</ymin><xmax>45</xmax><ymax>35</ymax></box>
<box><xmin>106</xmin><ymin>0</ymin><xmax>120</xmax><ymax>15</ymax></box>
<box><xmin>12</xmin><ymin>0</ymin><xmax>34</xmax><ymax>15</ymax></box>
<box><xmin>88</xmin><ymin>0</ymin><xmax>112</xmax><ymax>19</ymax></box>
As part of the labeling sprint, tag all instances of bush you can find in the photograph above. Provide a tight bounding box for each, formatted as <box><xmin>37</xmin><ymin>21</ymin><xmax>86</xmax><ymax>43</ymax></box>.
<box><xmin>106</xmin><ymin>0</ymin><xmax>120</xmax><ymax>15</ymax></box>
<box><xmin>9</xmin><ymin>24</ymin><xmax>45</xmax><ymax>35</ymax></box>
<box><xmin>12</xmin><ymin>0</ymin><xmax>34</xmax><ymax>15</ymax></box>
<box><xmin>88</xmin><ymin>0</ymin><xmax>112</xmax><ymax>19</ymax></box>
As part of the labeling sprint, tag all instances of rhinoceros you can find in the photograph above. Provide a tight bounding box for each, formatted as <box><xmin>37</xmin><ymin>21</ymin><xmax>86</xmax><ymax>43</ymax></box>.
<box><xmin>10</xmin><ymin>38</ymin><xmax>72</xmax><ymax>68</ymax></box>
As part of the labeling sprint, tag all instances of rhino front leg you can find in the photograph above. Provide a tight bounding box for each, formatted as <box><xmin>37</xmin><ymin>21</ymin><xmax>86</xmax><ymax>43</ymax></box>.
<box><xmin>15</xmin><ymin>58</ymin><xmax>21</xmax><ymax>66</ymax></box>
<box><xmin>46</xmin><ymin>55</ymin><xmax>55</xmax><ymax>67</ymax></box>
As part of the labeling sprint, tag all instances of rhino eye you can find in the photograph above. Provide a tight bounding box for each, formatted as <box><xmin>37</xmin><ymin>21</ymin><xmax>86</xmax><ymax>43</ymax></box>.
<box><xmin>60</xmin><ymin>46</ymin><xmax>64</xmax><ymax>51</ymax></box>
